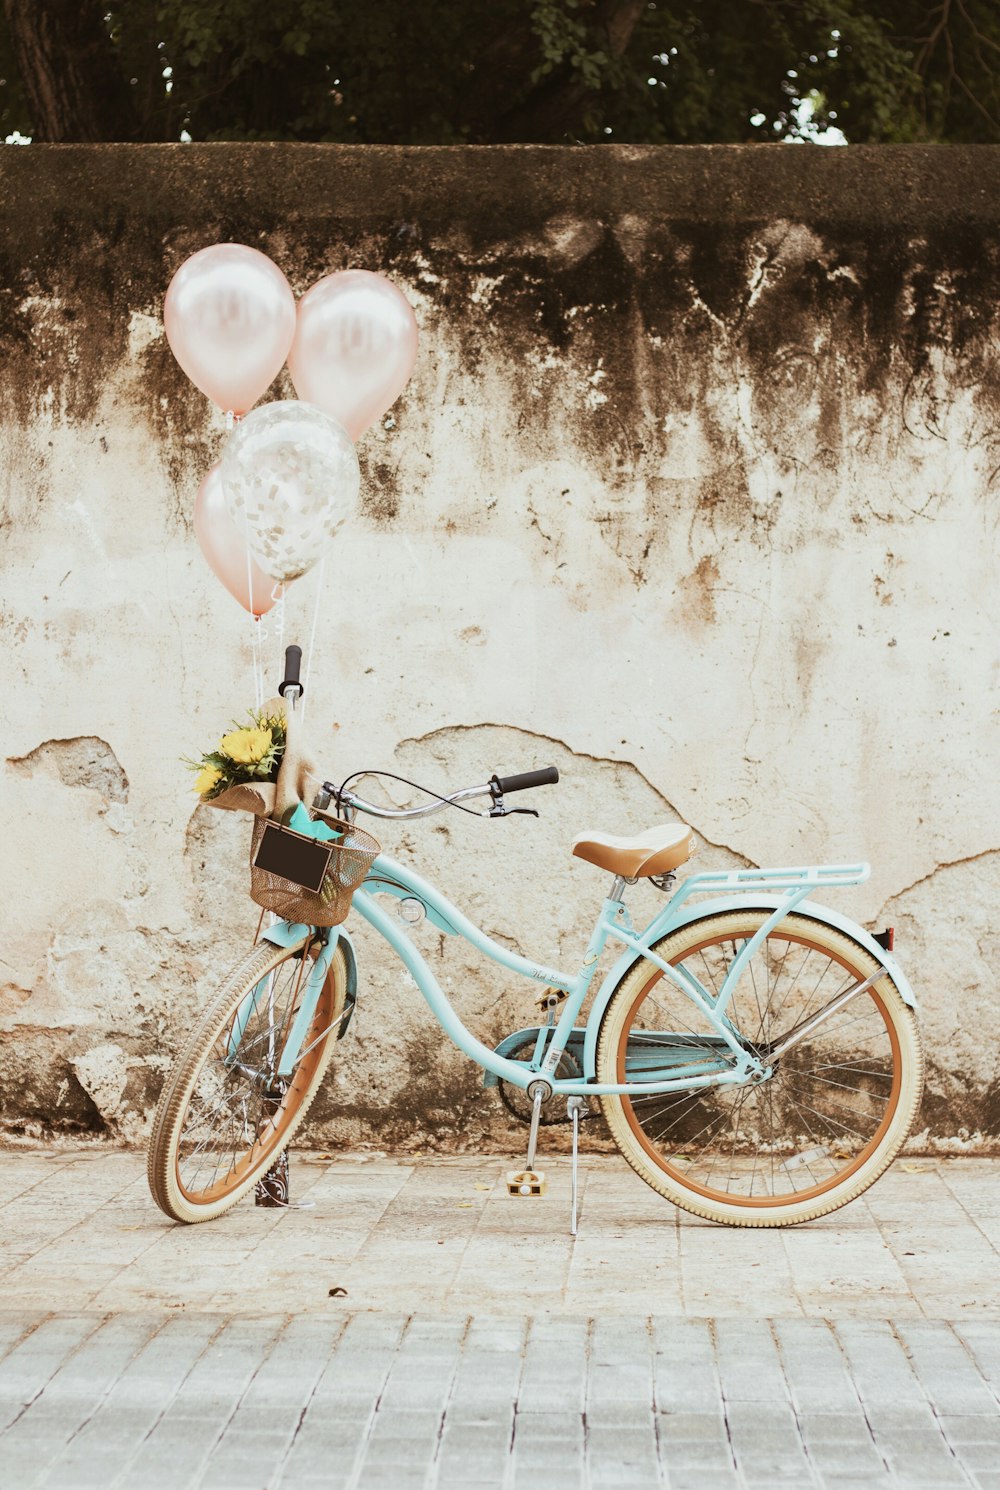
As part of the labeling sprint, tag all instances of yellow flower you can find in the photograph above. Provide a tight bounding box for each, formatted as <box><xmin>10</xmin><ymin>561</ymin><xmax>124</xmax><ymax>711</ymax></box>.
<box><xmin>194</xmin><ymin>764</ymin><xmax>223</xmax><ymax>796</ymax></box>
<box><xmin>219</xmin><ymin>726</ymin><xmax>273</xmax><ymax>765</ymax></box>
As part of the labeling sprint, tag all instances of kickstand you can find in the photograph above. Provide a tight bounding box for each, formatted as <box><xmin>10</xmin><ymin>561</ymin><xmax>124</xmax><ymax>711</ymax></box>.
<box><xmin>567</xmin><ymin>1097</ymin><xmax>588</xmax><ymax>1236</ymax></box>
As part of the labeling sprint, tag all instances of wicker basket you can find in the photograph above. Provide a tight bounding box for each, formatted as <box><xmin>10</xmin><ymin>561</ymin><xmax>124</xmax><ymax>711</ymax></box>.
<box><xmin>249</xmin><ymin>810</ymin><xmax>379</xmax><ymax>927</ymax></box>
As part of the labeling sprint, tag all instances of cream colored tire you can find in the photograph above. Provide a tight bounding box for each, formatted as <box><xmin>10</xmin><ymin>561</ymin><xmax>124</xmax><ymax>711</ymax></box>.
<box><xmin>148</xmin><ymin>935</ymin><xmax>347</xmax><ymax>1224</ymax></box>
<box><xmin>596</xmin><ymin>910</ymin><xmax>923</xmax><ymax>1227</ymax></box>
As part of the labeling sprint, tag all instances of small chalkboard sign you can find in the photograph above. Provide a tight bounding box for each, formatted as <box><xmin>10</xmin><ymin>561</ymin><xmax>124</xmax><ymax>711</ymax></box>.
<box><xmin>252</xmin><ymin>821</ymin><xmax>334</xmax><ymax>894</ymax></box>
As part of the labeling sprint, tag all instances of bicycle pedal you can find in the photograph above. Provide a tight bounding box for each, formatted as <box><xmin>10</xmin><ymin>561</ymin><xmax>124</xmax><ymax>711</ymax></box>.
<box><xmin>506</xmin><ymin>1169</ymin><xmax>547</xmax><ymax>1197</ymax></box>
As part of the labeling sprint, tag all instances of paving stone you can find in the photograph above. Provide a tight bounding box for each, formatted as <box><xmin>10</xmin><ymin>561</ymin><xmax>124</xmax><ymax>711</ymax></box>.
<box><xmin>197</xmin><ymin>1316</ymin><xmax>344</xmax><ymax>1489</ymax></box>
<box><xmin>714</xmin><ymin>1317</ymin><xmax>789</xmax><ymax>1404</ymax></box>
<box><xmin>0</xmin><ymin>1314</ymin><xmax>101</xmax><ymax>1433</ymax></box>
<box><xmin>895</xmin><ymin>1322</ymin><xmax>999</xmax><ymax>1417</ymax></box>
<box><xmin>665</xmin><ymin>1471</ymin><xmax>742</xmax><ymax>1490</ymax></box>
<box><xmin>36</xmin><ymin>1314</ymin><xmax>221</xmax><ymax>1489</ymax></box>
<box><xmin>940</xmin><ymin>1415</ymin><xmax>1000</xmax><ymax>1446</ymax></box>
<box><xmin>517</xmin><ymin>1318</ymin><xmax>589</xmax><ymax>1413</ymax></box>
<box><xmin>725</xmin><ymin>1399</ymin><xmax>813</xmax><ymax>1481</ymax></box>
<box><xmin>774</xmin><ymin>1318</ymin><xmax>864</xmax><ymax>1416</ymax></box>
<box><xmin>834</xmin><ymin>1319</ymin><xmax>929</xmax><ymax>1410</ymax></box>
<box><xmin>651</xmin><ymin>1319</ymin><xmax>719</xmax><ymax>1413</ymax></box>
<box><xmin>0</xmin><ymin>1313</ymin><xmax>160</xmax><ymax>1484</ymax></box>
<box><xmin>877</xmin><ymin>1426</ymin><xmax>973</xmax><ymax>1487</ymax></box>
<box><xmin>122</xmin><ymin>1317</ymin><xmax>287</xmax><ymax>1488</ymax></box>
<box><xmin>0</xmin><ymin>1150</ymin><xmax>998</xmax><ymax>1489</ymax></box>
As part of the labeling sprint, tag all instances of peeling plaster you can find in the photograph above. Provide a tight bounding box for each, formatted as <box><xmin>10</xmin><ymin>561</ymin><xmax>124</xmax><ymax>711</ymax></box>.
<box><xmin>0</xmin><ymin>145</ymin><xmax>998</xmax><ymax>1146</ymax></box>
<box><xmin>8</xmin><ymin>736</ymin><xmax>129</xmax><ymax>802</ymax></box>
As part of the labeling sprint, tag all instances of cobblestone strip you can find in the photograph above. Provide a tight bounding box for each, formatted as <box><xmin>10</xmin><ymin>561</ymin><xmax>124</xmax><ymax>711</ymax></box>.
<box><xmin>510</xmin><ymin>1317</ymin><xmax>589</xmax><ymax>1490</ymax></box>
<box><xmin>894</xmin><ymin>1322</ymin><xmax>1000</xmax><ymax>1490</ymax></box>
<box><xmin>120</xmin><ymin>1316</ymin><xmax>288</xmax><ymax>1489</ymax></box>
<box><xmin>775</xmin><ymin>1318</ymin><xmax>887</xmax><ymax>1484</ymax></box>
<box><xmin>38</xmin><ymin>1314</ymin><xmax>221</xmax><ymax>1490</ymax></box>
<box><xmin>3</xmin><ymin>1311</ymin><xmax>1000</xmax><ymax>1488</ymax></box>
<box><xmin>435</xmin><ymin>1316</ymin><xmax>524</xmax><ymax>1490</ymax></box>
<box><xmin>197</xmin><ymin>1316</ymin><xmax>347</xmax><ymax>1489</ymax></box>
<box><xmin>835</xmin><ymin>1319</ymin><xmax>972</xmax><ymax>1487</ymax></box>
<box><xmin>652</xmin><ymin>1318</ymin><xmax>740</xmax><ymax>1490</ymax></box>
<box><xmin>585</xmin><ymin>1316</ymin><xmax>660</xmax><ymax>1489</ymax></box>
<box><xmin>714</xmin><ymin>1318</ymin><xmax>814</xmax><ymax>1487</ymax></box>
<box><xmin>276</xmin><ymin>1313</ymin><xmax>408</xmax><ymax>1490</ymax></box>
<box><xmin>1</xmin><ymin>1313</ymin><xmax>162</xmax><ymax>1488</ymax></box>
<box><xmin>0</xmin><ymin>1314</ymin><xmax>104</xmax><ymax>1434</ymax></box>
<box><xmin>356</xmin><ymin>1315</ymin><xmax>469</xmax><ymax>1490</ymax></box>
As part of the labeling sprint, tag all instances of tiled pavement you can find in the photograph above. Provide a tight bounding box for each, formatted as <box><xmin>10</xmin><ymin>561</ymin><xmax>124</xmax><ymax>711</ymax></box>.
<box><xmin>0</xmin><ymin>1148</ymin><xmax>998</xmax><ymax>1487</ymax></box>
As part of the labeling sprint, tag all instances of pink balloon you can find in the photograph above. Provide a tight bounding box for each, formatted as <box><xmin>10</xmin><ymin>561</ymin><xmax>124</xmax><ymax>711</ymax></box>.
<box><xmin>193</xmin><ymin>465</ymin><xmax>279</xmax><ymax>616</ymax></box>
<box><xmin>164</xmin><ymin>244</ymin><xmax>296</xmax><ymax>416</ymax></box>
<box><xmin>287</xmin><ymin>270</ymin><xmax>418</xmax><ymax>441</ymax></box>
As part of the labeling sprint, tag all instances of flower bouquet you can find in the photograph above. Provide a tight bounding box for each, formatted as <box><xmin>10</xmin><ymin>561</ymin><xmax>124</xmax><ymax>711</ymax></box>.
<box><xmin>188</xmin><ymin>704</ymin><xmax>288</xmax><ymax>816</ymax></box>
<box><xmin>187</xmin><ymin>697</ymin><xmax>379</xmax><ymax>926</ymax></box>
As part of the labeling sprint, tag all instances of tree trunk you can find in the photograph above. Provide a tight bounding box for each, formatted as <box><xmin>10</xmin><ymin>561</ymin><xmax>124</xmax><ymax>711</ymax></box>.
<box><xmin>3</xmin><ymin>0</ymin><xmax>136</xmax><ymax>141</ymax></box>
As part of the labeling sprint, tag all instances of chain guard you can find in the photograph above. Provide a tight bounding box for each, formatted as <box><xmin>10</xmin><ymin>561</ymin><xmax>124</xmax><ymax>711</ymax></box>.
<box><xmin>497</xmin><ymin>1040</ymin><xmax>582</xmax><ymax>1126</ymax></box>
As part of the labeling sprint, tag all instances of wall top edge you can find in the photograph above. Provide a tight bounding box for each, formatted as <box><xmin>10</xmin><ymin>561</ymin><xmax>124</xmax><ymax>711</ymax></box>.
<box><xmin>2</xmin><ymin>142</ymin><xmax>1000</xmax><ymax>234</ymax></box>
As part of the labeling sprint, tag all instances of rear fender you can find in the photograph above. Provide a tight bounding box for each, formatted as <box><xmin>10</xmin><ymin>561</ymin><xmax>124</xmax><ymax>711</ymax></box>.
<box><xmin>581</xmin><ymin>894</ymin><xmax>917</xmax><ymax>1078</ymax></box>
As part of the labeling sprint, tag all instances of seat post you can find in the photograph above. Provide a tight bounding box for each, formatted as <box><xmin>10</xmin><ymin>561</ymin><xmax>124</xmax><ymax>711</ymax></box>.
<box><xmin>608</xmin><ymin>875</ymin><xmax>628</xmax><ymax>902</ymax></box>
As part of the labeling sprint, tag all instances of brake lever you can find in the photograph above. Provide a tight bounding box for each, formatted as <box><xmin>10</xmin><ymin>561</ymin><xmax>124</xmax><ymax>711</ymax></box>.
<box><xmin>489</xmin><ymin>805</ymin><xmax>540</xmax><ymax>819</ymax></box>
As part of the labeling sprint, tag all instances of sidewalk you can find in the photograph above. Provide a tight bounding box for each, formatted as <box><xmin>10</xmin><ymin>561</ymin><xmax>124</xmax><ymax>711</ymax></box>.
<box><xmin>1</xmin><ymin>1148</ymin><xmax>998</xmax><ymax>1487</ymax></box>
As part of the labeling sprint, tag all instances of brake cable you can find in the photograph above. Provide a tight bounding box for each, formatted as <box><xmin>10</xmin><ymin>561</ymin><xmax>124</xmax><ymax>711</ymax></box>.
<box><xmin>334</xmin><ymin>769</ymin><xmax>492</xmax><ymax>819</ymax></box>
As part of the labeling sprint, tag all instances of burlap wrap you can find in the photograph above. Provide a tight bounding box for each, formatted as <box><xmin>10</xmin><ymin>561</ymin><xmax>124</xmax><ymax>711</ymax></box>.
<box><xmin>203</xmin><ymin>697</ymin><xmax>317</xmax><ymax>823</ymax></box>
<box><xmin>202</xmin><ymin>698</ymin><xmax>378</xmax><ymax>925</ymax></box>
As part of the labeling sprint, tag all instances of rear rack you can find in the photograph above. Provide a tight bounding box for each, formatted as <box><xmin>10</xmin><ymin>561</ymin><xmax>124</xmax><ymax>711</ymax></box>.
<box><xmin>667</xmin><ymin>862</ymin><xmax>870</xmax><ymax>912</ymax></box>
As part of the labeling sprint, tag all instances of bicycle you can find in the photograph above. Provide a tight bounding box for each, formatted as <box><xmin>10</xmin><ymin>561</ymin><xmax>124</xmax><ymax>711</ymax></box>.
<box><xmin>148</xmin><ymin>647</ymin><xmax>924</xmax><ymax>1231</ymax></box>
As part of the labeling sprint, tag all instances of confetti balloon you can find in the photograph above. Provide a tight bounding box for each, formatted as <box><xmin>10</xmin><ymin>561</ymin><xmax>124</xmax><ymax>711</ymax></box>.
<box><xmin>221</xmin><ymin>401</ymin><xmax>360</xmax><ymax>583</ymax></box>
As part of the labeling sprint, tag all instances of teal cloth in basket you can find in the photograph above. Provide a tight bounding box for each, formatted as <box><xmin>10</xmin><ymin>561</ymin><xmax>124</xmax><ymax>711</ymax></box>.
<box><xmin>286</xmin><ymin>802</ymin><xmax>343</xmax><ymax>842</ymax></box>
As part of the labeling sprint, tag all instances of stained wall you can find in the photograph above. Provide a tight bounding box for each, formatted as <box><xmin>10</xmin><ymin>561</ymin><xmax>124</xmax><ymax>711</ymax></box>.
<box><xmin>1</xmin><ymin>144</ymin><xmax>998</xmax><ymax>1149</ymax></box>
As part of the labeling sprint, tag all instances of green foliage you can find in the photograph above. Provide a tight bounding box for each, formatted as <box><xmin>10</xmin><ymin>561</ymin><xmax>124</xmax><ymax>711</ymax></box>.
<box><xmin>1</xmin><ymin>0</ymin><xmax>998</xmax><ymax>144</ymax></box>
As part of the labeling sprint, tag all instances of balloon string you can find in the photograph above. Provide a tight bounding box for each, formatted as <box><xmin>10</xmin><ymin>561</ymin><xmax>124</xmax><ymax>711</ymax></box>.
<box><xmin>245</xmin><ymin>536</ymin><xmax>265</xmax><ymax>709</ymax></box>
<box><xmin>301</xmin><ymin>555</ymin><xmax>326</xmax><ymax>725</ymax></box>
<box><xmin>250</xmin><ymin>617</ymin><xmax>264</xmax><ymax>711</ymax></box>
<box><xmin>273</xmin><ymin>585</ymin><xmax>286</xmax><ymax>698</ymax></box>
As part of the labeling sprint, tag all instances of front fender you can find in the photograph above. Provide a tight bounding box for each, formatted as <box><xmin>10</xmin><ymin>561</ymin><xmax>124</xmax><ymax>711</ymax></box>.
<box><xmin>261</xmin><ymin>921</ymin><xmax>360</xmax><ymax>1039</ymax></box>
<box><xmin>582</xmin><ymin>894</ymin><xmax>917</xmax><ymax>1078</ymax></box>
<box><xmin>260</xmin><ymin>920</ymin><xmax>312</xmax><ymax>949</ymax></box>
<box><xmin>259</xmin><ymin>918</ymin><xmax>356</xmax><ymax>991</ymax></box>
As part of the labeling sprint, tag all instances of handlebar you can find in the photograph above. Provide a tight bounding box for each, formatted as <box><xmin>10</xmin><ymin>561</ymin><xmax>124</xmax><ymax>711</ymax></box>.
<box><xmin>490</xmin><ymin>767</ymin><xmax>559</xmax><ymax>795</ymax></box>
<box><xmin>278</xmin><ymin>645</ymin><xmax>303</xmax><ymax>699</ymax></box>
<box><xmin>324</xmin><ymin>766</ymin><xmax>560</xmax><ymax>822</ymax></box>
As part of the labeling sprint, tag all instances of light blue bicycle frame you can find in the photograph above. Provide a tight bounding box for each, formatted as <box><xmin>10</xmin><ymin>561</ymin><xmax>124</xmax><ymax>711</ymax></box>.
<box><xmin>246</xmin><ymin>850</ymin><xmax>914</xmax><ymax>1099</ymax></box>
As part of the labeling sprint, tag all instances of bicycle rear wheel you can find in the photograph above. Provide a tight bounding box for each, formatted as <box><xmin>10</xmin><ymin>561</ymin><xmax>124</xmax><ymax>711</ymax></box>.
<box><xmin>148</xmin><ymin>933</ymin><xmax>347</xmax><ymax>1223</ymax></box>
<box><xmin>596</xmin><ymin>910</ymin><xmax>923</xmax><ymax>1226</ymax></box>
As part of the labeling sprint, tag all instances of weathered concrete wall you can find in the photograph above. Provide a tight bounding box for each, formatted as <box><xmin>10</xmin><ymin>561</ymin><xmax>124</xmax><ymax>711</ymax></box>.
<box><xmin>1</xmin><ymin>144</ymin><xmax>998</xmax><ymax>1150</ymax></box>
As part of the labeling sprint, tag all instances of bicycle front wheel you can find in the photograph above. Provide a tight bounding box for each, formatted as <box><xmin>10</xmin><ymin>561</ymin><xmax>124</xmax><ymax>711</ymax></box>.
<box><xmin>148</xmin><ymin>933</ymin><xmax>348</xmax><ymax>1223</ymax></box>
<box><xmin>596</xmin><ymin>910</ymin><xmax>923</xmax><ymax>1226</ymax></box>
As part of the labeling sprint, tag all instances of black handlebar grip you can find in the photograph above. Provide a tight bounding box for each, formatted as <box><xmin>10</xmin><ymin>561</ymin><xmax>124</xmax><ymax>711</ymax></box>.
<box><xmin>490</xmin><ymin>766</ymin><xmax>560</xmax><ymax>795</ymax></box>
<box><xmin>279</xmin><ymin>644</ymin><xmax>303</xmax><ymax>697</ymax></box>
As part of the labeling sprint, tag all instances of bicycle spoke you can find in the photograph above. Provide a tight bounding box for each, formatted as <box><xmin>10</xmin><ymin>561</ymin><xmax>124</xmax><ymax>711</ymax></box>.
<box><xmin>165</xmin><ymin>944</ymin><xmax>341</xmax><ymax>1204</ymax></box>
<box><xmin>611</xmin><ymin>919</ymin><xmax>905</xmax><ymax>1207</ymax></box>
